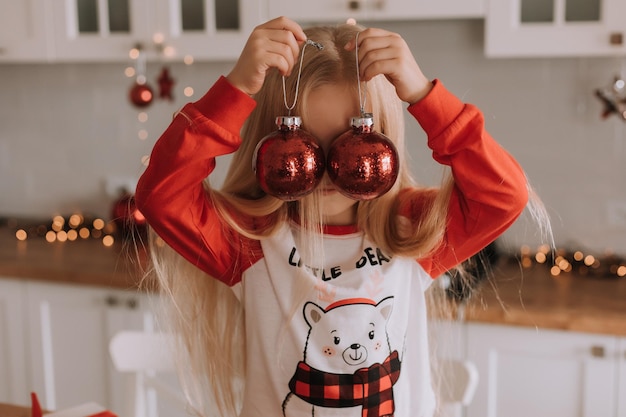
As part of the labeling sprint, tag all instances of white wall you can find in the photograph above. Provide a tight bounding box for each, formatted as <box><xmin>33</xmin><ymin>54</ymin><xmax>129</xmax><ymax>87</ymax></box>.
<box><xmin>1</xmin><ymin>19</ymin><xmax>625</xmax><ymax>254</ymax></box>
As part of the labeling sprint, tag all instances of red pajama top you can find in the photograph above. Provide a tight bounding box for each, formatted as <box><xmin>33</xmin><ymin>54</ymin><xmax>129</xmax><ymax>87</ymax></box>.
<box><xmin>136</xmin><ymin>76</ymin><xmax>527</xmax><ymax>417</ymax></box>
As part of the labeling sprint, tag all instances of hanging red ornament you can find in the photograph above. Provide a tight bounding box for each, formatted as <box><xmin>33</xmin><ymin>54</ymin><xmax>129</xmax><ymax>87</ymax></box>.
<box><xmin>157</xmin><ymin>66</ymin><xmax>175</xmax><ymax>101</ymax></box>
<box><xmin>111</xmin><ymin>189</ymin><xmax>147</xmax><ymax>239</ymax></box>
<box><xmin>129</xmin><ymin>81</ymin><xmax>154</xmax><ymax>107</ymax></box>
<box><xmin>128</xmin><ymin>44</ymin><xmax>154</xmax><ymax>108</ymax></box>
<box><xmin>327</xmin><ymin>114</ymin><xmax>399</xmax><ymax>200</ymax></box>
<box><xmin>253</xmin><ymin>116</ymin><xmax>325</xmax><ymax>201</ymax></box>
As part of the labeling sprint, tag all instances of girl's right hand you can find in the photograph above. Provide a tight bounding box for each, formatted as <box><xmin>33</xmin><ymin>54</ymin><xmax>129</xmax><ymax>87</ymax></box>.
<box><xmin>227</xmin><ymin>16</ymin><xmax>307</xmax><ymax>96</ymax></box>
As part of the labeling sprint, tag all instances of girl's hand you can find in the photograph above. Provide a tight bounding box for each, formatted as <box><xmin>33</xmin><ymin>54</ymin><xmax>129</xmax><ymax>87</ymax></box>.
<box><xmin>344</xmin><ymin>28</ymin><xmax>433</xmax><ymax>105</ymax></box>
<box><xmin>227</xmin><ymin>16</ymin><xmax>307</xmax><ymax>96</ymax></box>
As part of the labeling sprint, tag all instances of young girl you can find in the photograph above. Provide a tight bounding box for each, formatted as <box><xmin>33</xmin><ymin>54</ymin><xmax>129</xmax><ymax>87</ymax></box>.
<box><xmin>136</xmin><ymin>16</ymin><xmax>530</xmax><ymax>417</ymax></box>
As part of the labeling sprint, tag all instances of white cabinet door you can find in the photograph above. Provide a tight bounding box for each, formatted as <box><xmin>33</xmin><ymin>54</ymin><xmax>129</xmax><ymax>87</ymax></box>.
<box><xmin>486</xmin><ymin>0</ymin><xmax>626</xmax><ymax>57</ymax></box>
<box><xmin>466</xmin><ymin>323</ymin><xmax>618</xmax><ymax>417</ymax></box>
<box><xmin>152</xmin><ymin>0</ymin><xmax>263</xmax><ymax>61</ymax></box>
<box><xmin>0</xmin><ymin>0</ymin><xmax>53</xmax><ymax>62</ymax></box>
<box><xmin>0</xmin><ymin>279</ymin><xmax>28</xmax><ymax>405</ymax></box>
<box><xmin>51</xmin><ymin>0</ymin><xmax>152</xmax><ymax>61</ymax></box>
<box><xmin>25</xmin><ymin>281</ymin><xmax>153</xmax><ymax>412</ymax></box>
<box><xmin>268</xmin><ymin>0</ymin><xmax>484</xmax><ymax>23</ymax></box>
<box><xmin>51</xmin><ymin>0</ymin><xmax>262</xmax><ymax>61</ymax></box>
<box><xmin>618</xmin><ymin>337</ymin><xmax>626</xmax><ymax>417</ymax></box>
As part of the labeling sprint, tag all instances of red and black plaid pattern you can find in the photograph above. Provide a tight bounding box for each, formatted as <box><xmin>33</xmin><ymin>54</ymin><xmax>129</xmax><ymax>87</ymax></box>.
<box><xmin>288</xmin><ymin>350</ymin><xmax>401</xmax><ymax>417</ymax></box>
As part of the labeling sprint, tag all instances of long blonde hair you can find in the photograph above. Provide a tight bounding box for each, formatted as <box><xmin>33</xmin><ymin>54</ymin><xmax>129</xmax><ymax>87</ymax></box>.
<box><xmin>150</xmin><ymin>23</ymin><xmax>456</xmax><ymax>417</ymax></box>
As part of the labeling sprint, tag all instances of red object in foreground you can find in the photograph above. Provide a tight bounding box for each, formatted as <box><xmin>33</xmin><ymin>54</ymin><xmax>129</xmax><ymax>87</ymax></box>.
<box><xmin>327</xmin><ymin>114</ymin><xmax>399</xmax><ymax>200</ymax></box>
<box><xmin>253</xmin><ymin>116</ymin><xmax>325</xmax><ymax>201</ymax></box>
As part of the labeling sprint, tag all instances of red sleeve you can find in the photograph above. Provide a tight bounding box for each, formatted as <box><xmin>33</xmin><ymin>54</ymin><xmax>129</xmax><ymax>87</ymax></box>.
<box><xmin>135</xmin><ymin>76</ymin><xmax>262</xmax><ymax>285</ymax></box>
<box><xmin>405</xmin><ymin>80</ymin><xmax>528</xmax><ymax>278</ymax></box>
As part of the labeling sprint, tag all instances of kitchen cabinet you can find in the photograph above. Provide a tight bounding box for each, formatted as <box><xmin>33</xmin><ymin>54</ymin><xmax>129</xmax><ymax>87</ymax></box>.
<box><xmin>25</xmin><ymin>280</ymin><xmax>157</xmax><ymax>413</ymax></box>
<box><xmin>0</xmin><ymin>279</ymin><xmax>28</xmax><ymax>405</ymax></box>
<box><xmin>466</xmin><ymin>322</ymin><xmax>623</xmax><ymax>417</ymax></box>
<box><xmin>485</xmin><ymin>0</ymin><xmax>626</xmax><ymax>57</ymax></box>
<box><xmin>51</xmin><ymin>0</ymin><xmax>262</xmax><ymax>61</ymax></box>
<box><xmin>0</xmin><ymin>0</ymin><xmax>53</xmax><ymax>62</ymax></box>
<box><xmin>268</xmin><ymin>0</ymin><xmax>484</xmax><ymax>24</ymax></box>
<box><xmin>619</xmin><ymin>338</ymin><xmax>626</xmax><ymax>417</ymax></box>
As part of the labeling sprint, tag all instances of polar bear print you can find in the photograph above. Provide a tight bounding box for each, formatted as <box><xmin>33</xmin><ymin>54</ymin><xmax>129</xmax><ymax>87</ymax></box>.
<box><xmin>283</xmin><ymin>297</ymin><xmax>401</xmax><ymax>417</ymax></box>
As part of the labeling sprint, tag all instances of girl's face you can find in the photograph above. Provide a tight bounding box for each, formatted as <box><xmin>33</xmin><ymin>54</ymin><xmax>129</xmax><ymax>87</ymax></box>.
<box><xmin>305</xmin><ymin>83</ymin><xmax>361</xmax><ymax>226</ymax></box>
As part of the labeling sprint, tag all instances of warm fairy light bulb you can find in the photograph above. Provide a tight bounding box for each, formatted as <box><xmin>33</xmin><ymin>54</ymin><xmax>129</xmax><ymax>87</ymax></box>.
<box><xmin>129</xmin><ymin>48</ymin><xmax>140</xmax><ymax>59</ymax></box>
<box><xmin>15</xmin><ymin>229</ymin><xmax>27</xmax><ymax>241</ymax></box>
<box><xmin>138</xmin><ymin>112</ymin><xmax>148</xmax><ymax>122</ymax></box>
<box><xmin>584</xmin><ymin>255</ymin><xmax>595</xmax><ymax>266</ymax></box>
<box><xmin>93</xmin><ymin>218</ymin><xmax>105</xmax><ymax>230</ymax></box>
<box><xmin>184</xmin><ymin>86</ymin><xmax>194</xmax><ymax>97</ymax></box>
<box><xmin>69</xmin><ymin>214</ymin><xmax>83</xmax><ymax>228</ymax></box>
<box><xmin>573</xmin><ymin>251</ymin><xmax>584</xmax><ymax>261</ymax></box>
<box><xmin>79</xmin><ymin>227</ymin><xmax>90</xmax><ymax>239</ymax></box>
<box><xmin>91</xmin><ymin>229</ymin><xmax>103</xmax><ymax>239</ymax></box>
<box><xmin>67</xmin><ymin>229</ymin><xmax>78</xmax><ymax>241</ymax></box>
<box><xmin>138</xmin><ymin>129</ymin><xmax>148</xmax><ymax>140</ymax></box>
<box><xmin>550</xmin><ymin>266</ymin><xmax>561</xmax><ymax>276</ymax></box>
<box><xmin>346</xmin><ymin>18</ymin><xmax>357</xmax><ymax>25</ymax></box>
<box><xmin>45</xmin><ymin>231</ymin><xmax>56</xmax><ymax>243</ymax></box>
<box><xmin>163</xmin><ymin>46</ymin><xmax>176</xmax><ymax>57</ymax></box>
<box><xmin>125</xmin><ymin>67</ymin><xmax>135</xmax><ymax>77</ymax></box>
<box><xmin>56</xmin><ymin>231</ymin><xmax>68</xmax><ymax>242</ymax></box>
<box><xmin>153</xmin><ymin>32</ymin><xmax>165</xmax><ymax>44</ymax></box>
<box><xmin>52</xmin><ymin>215</ymin><xmax>65</xmax><ymax>232</ymax></box>
<box><xmin>102</xmin><ymin>235</ymin><xmax>115</xmax><ymax>247</ymax></box>
<box><xmin>184</xmin><ymin>55</ymin><xmax>194</xmax><ymax>65</ymax></box>
<box><xmin>617</xmin><ymin>266</ymin><xmax>626</xmax><ymax>277</ymax></box>
<box><xmin>535</xmin><ymin>252</ymin><xmax>547</xmax><ymax>264</ymax></box>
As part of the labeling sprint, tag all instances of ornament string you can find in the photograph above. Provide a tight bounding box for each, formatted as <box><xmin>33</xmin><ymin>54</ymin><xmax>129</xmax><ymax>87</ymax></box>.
<box><xmin>354</xmin><ymin>31</ymin><xmax>367</xmax><ymax>116</ymax></box>
<box><xmin>282</xmin><ymin>39</ymin><xmax>324</xmax><ymax>115</ymax></box>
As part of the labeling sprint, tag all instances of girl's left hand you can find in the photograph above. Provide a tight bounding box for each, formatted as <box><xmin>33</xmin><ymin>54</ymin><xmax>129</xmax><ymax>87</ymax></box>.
<box><xmin>344</xmin><ymin>28</ymin><xmax>433</xmax><ymax>104</ymax></box>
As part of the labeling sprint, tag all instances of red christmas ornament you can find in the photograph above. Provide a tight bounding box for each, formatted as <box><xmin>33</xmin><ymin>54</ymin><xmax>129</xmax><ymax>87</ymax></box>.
<box><xmin>157</xmin><ymin>66</ymin><xmax>175</xmax><ymax>101</ymax></box>
<box><xmin>111</xmin><ymin>190</ymin><xmax>147</xmax><ymax>239</ymax></box>
<box><xmin>253</xmin><ymin>116</ymin><xmax>325</xmax><ymax>201</ymax></box>
<box><xmin>327</xmin><ymin>114</ymin><xmax>399</xmax><ymax>200</ymax></box>
<box><xmin>129</xmin><ymin>81</ymin><xmax>154</xmax><ymax>108</ymax></box>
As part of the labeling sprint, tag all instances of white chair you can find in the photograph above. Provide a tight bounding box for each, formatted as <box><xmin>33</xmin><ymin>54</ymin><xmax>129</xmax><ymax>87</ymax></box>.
<box><xmin>436</xmin><ymin>358</ymin><xmax>479</xmax><ymax>417</ymax></box>
<box><xmin>109</xmin><ymin>331</ymin><xmax>187</xmax><ymax>417</ymax></box>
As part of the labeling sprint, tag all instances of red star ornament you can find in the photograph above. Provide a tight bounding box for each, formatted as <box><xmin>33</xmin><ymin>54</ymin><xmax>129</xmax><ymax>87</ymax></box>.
<box><xmin>157</xmin><ymin>66</ymin><xmax>175</xmax><ymax>101</ymax></box>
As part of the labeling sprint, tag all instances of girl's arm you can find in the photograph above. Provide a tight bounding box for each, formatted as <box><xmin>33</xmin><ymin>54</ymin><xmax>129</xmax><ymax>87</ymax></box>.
<box><xmin>137</xmin><ymin>17</ymin><xmax>308</xmax><ymax>284</ymax></box>
<box><xmin>408</xmin><ymin>80</ymin><xmax>528</xmax><ymax>277</ymax></box>
<box><xmin>347</xmin><ymin>27</ymin><xmax>527</xmax><ymax>277</ymax></box>
<box><xmin>135</xmin><ymin>76</ymin><xmax>258</xmax><ymax>284</ymax></box>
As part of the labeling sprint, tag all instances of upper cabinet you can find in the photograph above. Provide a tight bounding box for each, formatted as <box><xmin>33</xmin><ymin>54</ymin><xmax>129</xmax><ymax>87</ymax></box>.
<box><xmin>268</xmin><ymin>0</ymin><xmax>485</xmax><ymax>23</ymax></box>
<box><xmin>486</xmin><ymin>0</ymin><xmax>626</xmax><ymax>57</ymax></box>
<box><xmin>0</xmin><ymin>0</ymin><xmax>53</xmax><ymax>62</ymax></box>
<box><xmin>52</xmin><ymin>0</ymin><xmax>262</xmax><ymax>61</ymax></box>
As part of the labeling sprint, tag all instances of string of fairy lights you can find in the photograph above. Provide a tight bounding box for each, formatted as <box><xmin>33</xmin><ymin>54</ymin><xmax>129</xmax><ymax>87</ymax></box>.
<box><xmin>124</xmin><ymin>35</ymin><xmax>197</xmax><ymax>169</ymax></box>
<box><xmin>10</xmin><ymin>214</ymin><xmax>118</xmax><ymax>247</ymax></box>
<box><xmin>518</xmin><ymin>244</ymin><xmax>626</xmax><ymax>278</ymax></box>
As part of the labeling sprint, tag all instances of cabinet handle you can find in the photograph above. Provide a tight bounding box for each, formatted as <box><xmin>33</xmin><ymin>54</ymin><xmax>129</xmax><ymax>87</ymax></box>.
<box><xmin>127</xmin><ymin>298</ymin><xmax>138</xmax><ymax>310</ymax></box>
<box><xmin>105</xmin><ymin>295</ymin><xmax>120</xmax><ymax>307</ymax></box>
<box><xmin>590</xmin><ymin>345</ymin><xmax>605</xmax><ymax>358</ymax></box>
<box><xmin>348</xmin><ymin>0</ymin><xmax>361</xmax><ymax>10</ymax></box>
<box><xmin>609</xmin><ymin>32</ymin><xmax>623</xmax><ymax>46</ymax></box>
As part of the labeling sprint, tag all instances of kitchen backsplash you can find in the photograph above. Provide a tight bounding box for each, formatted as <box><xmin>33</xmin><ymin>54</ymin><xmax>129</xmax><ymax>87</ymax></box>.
<box><xmin>1</xmin><ymin>19</ymin><xmax>624</xmax><ymax>254</ymax></box>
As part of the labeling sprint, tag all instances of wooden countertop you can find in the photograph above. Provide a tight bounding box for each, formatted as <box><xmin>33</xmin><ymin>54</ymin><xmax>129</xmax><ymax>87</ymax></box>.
<box><xmin>464</xmin><ymin>261</ymin><xmax>626</xmax><ymax>336</ymax></box>
<box><xmin>1</xmin><ymin>226</ymin><xmax>625</xmax><ymax>335</ymax></box>
<box><xmin>0</xmin><ymin>228</ymin><xmax>147</xmax><ymax>290</ymax></box>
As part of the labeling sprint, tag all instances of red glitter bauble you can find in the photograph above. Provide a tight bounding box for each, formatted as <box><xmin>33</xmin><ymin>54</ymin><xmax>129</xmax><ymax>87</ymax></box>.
<box><xmin>129</xmin><ymin>82</ymin><xmax>154</xmax><ymax>108</ymax></box>
<box><xmin>327</xmin><ymin>114</ymin><xmax>399</xmax><ymax>200</ymax></box>
<box><xmin>253</xmin><ymin>116</ymin><xmax>325</xmax><ymax>201</ymax></box>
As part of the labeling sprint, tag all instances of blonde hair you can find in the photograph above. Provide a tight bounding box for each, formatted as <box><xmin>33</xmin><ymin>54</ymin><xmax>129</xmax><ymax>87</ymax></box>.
<box><xmin>149</xmin><ymin>23</ymin><xmax>472</xmax><ymax>417</ymax></box>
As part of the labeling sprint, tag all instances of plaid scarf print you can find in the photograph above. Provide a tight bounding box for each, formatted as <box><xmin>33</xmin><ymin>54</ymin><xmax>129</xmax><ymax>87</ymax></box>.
<box><xmin>288</xmin><ymin>350</ymin><xmax>401</xmax><ymax>417</ymax></box>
